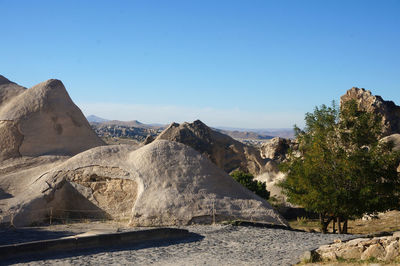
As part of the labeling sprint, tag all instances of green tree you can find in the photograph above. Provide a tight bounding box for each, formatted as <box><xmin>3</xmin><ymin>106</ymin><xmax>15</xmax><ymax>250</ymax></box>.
<box><xmin>230</xmin><ymin>171</ymin><xmax>270</xmax><ymax>200</ymax></box>
<box><xmin>279</xmin><ymin>100</ymin><xmax>400</xmax><ymax>233</ymax></box>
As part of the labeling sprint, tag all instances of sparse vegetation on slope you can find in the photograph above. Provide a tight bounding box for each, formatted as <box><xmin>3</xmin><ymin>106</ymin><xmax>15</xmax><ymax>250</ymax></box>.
<box><xmin>230</xmin><ymin>170</ymin><xmax>270</xmax><ymax>200</ymax></box>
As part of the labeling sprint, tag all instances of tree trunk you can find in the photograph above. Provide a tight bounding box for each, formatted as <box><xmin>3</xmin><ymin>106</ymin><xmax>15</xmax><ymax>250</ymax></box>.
<box><xmin>319</xmin><ymin>214</ymin><xmax>333</xmax><ymax>234</ymax></box>
<box><xmin>343</xmin><ymin>219</ymin><xmax>348</xmax><ymax>234</ymax></box>
<box><xmin>337</xmin><ymin>217</ymin><xmax>342</xmax><ymax>234</ymax></box>
<box><xmin>319</xmin><ymin>214</ymin><xmax>326</xmax><ymax>233</ymax></box>
<box><xmin>332</xmin><ymin>218</ymin><xmax>336</xmax><ymax>234</ymax></box>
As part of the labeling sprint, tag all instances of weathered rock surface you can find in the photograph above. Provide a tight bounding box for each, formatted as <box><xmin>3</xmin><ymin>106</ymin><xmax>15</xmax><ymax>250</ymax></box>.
<box><xmin>0</xmin><ymin>76</ymin><xmax>287</xmax><ymax>228</ymax></box>
<box><xmin>259</xmin><ymin>137</ymin><xmax>293</xmax><ymax>163</ymax></box>
<box><xmin>143</xmin><ymin>134</ymin><xmax>155</xmax><ymax>145</ymax></box>
<box><xmin>341</xmin><ymin>87</ymin><xmax>400</xmax><ymax>136</ymax></box>
<box><xmin>381</xmin><ymin>133</ymin><xmax>400</xmax><ymax>152</ymax></box>
<box><xmin>315</xmin><ymin>231</ymin><xmax>400</xmax><ymax>262</ymax></box>
<box><xmin>0</xmin><ymin>140</ymin><xmax>287</xmax><ymax>227</ymax></box>
<box><xmin>156</xmin><ymin>120</ymin><xmax>277</xmax><ymax>176</ymax></box>
<box><xmin>0</xmin><ymin>75</ymin><xmax>104</xmax><ymax>160</ymax></box>
<box><xmin>381</xmin><ymin>133</ymin><xmax>400</xmax><ymax>172</ymax></box>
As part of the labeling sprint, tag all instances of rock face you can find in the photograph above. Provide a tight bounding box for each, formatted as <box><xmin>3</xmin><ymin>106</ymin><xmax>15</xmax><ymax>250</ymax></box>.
<box><xmin>381</xmin><ymin>134</ymin><xmax>400</xmax><ymax>172</ymax></box>
<box><xmin>381</xmin><ymin>134</ymin><xmax>400</xmax><ymax>152</ymax></box>
<box><xmin>156</xmin><ymin>120</ymin><xmax>278</xmax><ymax>176</ymax></box>
<box><xmin>0</xmin><ymin>76</ymin><xmax>288</xmax><ymax>228</ymax></box>
<box><xmin>260</xmin><ymin>137</ymin><xmax>293</xmax><ymax>163</ymax></box>
<box><xmin>0</xmin><ymin>75</ymin><xmax>104</xmax><ymax>160</ymax></box>
<box><xmin>0</xmin><ymin>140</ymin><xmax>287</xmax><ymax>227</ymax></box>
<box><xmin>315</xmin><ymin>232</ymin><xmax>400</xmax><ymax>262</ymax></box>
<box><xmin>341</xmin><ymin>87</ymin><xmax>400</xmax><ymax>136</ymax></box>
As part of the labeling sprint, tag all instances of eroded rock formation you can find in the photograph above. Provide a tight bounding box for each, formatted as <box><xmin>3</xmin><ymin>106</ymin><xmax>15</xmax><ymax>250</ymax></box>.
<box><xmin>156</xmin><ymin>120</ymin><xmax>278</xmax><ymax>176</ymax></box>
<box><xmin>0</xmin><ymin>75</ymin><xmax>287</xmax><ymax>227</ymax></box>
<box><xmin>0</xmin><ymin>141</ymin><xmax>287</xmax><ymax>227</ymax></box>
<box><xmin>0</xmin><ymin>75</ymin><xmax>104</xmax><ymax>160</ymax></box>
<box><xmin>341</xmin><ymin>87</ymin><xmax>400</xmax><ymax>136</ymax></box>
<box><xmin>260</xmin><ymin>137</ymin><xmax>293</xmax><ymax>163</ymax></box>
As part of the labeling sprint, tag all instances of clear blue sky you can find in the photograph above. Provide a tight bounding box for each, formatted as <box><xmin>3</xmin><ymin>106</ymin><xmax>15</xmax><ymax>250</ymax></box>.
<box><xmin>1</xmin><ymin>0</ymin><xmax>399</xmax><ymax>128</ymax></box>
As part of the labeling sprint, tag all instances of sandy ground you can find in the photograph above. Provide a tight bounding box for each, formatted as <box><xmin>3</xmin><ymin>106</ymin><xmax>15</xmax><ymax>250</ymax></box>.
<box><xmin>1</xmin><ymin>223</ymin><xmax>358</xmax><ymax>266</ymax></box>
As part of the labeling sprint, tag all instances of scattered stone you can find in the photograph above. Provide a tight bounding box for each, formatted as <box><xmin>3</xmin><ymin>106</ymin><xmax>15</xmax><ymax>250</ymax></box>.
<box><xmin>361</xmin><ymin>243</ymin><xmax>385</xmax><ymax>260</ymax></box>
<box><xmin>384</xmin><ymin>241</ymin><xmax>399</xmax><ymax>262</ymax></box>
<box><xmin>336</xmin><ymin>246</ymin><xmax>364</xmax><ymax>259</ymax></box>
<box><xmin>316</xmin><ymin>232</ymin><xmax>400</xmax><ymax>263</ymax></box>
<box><xmin>300</xmin><ymin>250</ymin><xmax>319</xmax><ymax>263</ymax></box>
<box><xmin>320</xmin><ymin>251</ymin><xmax>337</xmax><ymax>261</ymax></box>
<box><xmin>393</xmin><ymin>231</ymin><xmax>400</xmax><ymax>239</ymax></box>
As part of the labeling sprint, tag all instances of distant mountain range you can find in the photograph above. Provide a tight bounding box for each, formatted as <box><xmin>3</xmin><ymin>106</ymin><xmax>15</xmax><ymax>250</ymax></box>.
<box><xmin>86</xmin><ymin>115</ymin><xmax>109</xmax><ymax>123</ymax></box>
<box><xmin>86</xmin><ymin>115</ymin><xmax>295</xmax><ymax>140</ymax></box>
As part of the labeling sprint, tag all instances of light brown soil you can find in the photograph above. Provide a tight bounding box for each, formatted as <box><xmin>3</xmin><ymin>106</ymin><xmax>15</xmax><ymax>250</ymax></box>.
<box><xmin>289</xmin><ymin>210</ymin><xmax>400</xmax><ymax>235</ymax></box>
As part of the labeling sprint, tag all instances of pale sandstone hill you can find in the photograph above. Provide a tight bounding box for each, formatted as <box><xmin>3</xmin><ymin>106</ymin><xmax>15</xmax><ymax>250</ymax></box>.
<box><xmin>0</xmin><ymin>140</ymin><xmax>287</xmax><ymax>227</ymax></box>
<box><xmin>0</xmin><ymin>75</ymin><xmax>104</xmax><ymax>160</ymax></box>
<box><xmin>0</xmin><ymin>76</ymin><xmax>287</xmax><ymax>227</ymax></box>
<box><xmin>341</xmin><ymin>87</ymin><xmax>400</xmax><ymax>136</ymax></box>
<box><xmin>156</xmin><ymin>120</ymin><xmax>278</xmax><ymax>176</ymax></box>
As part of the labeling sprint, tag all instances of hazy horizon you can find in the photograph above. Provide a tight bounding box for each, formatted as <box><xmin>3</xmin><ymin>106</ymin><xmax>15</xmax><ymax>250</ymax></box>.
<box><xmin>85</xmin><ymin>114</ymin><xmax>296</xmax><ymax>132</ymax></box>
<box><xmin>2</xmin><ymin>1</ymin><xmax>399</xmax><ymax>128</ymax></box>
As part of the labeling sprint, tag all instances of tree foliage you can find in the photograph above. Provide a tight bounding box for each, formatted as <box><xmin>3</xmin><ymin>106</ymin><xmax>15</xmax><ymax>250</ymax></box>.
<box><xmin>230</xmin><ymin>171</ymin><xmax>270</xmax><ymax>200</ymax></box>
<box><xmin>279</xmin><ymin>100</ymin><xmax>400</xmax><ymax>233</ymax></box>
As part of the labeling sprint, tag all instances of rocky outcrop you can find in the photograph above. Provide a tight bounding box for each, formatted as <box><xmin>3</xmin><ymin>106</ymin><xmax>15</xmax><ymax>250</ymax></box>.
<box><xmin>0</xmin><ymin>75</ymin><xmax>105</xmax><ymax>160</ymax></box>
<box><xmin>381</xmin><ymin>134</ymin><xmax>400</xmax><ymax>172</ymax></box>
<box><xmin>259</xmin><ymin>137</ymin><xmax>293</xmax><ymax>163</ymax></box>
<box><xmin>314</xmin><ymin>231</ymin><xmax>400</xmax><ymax>262</ymax></box>
<box><xmin>341</xmin><ymin>87</ymin><xmax>400</xmax><ymax>136</ymax></box>
<box><xmin>381</xmin><ymin>133</ymin><xmax>400</xmax><ymax>152</ymax></box>
<box><xmin>0</xmin><ymin>141</ymin><xmax>288</xmax><ymax>227</ymax></box>
<box><xmin>143</xmin><ymin>135</ymin><xmax>155</xmax><ymax>144</ymax></box>
<box><xmin>156</xmin><ymin>120</ymin><xmax>278</xmax><ymax>176</ymax></box>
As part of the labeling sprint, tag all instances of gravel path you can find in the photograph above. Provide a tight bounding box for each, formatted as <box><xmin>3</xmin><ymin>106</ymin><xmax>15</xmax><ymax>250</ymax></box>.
<box><xmin>4</xmin><ymin>224</ymin><xmax>358</xmax><ymax>266</ymax></box>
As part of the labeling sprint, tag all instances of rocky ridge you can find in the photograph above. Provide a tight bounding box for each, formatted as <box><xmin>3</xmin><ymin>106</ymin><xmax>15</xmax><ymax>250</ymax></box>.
<box><xmin>341</xmin><ymin>87</ymin><xmax>400</xmax><ymax>136</ymax></box>
<box><xmin>155</xmin><ymin>120</ymin><xmax>279</xmax><ymax>176</ymax></box>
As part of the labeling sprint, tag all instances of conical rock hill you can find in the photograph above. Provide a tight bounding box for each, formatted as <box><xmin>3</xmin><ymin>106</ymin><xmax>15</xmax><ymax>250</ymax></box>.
<box><xmin>0</xmin><ymin>76</ymin><xmax>104</xmax><ymax>160</ymax></box>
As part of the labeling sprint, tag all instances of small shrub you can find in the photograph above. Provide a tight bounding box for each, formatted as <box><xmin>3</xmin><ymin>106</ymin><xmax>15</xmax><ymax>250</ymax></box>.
<box><xmin>296</xmin><ymin>216</ymin><xmax>308</xmax><ymax>225</ymax></box>
<box><xmin>230</xmin><ymin>171</ymin><xmax>270</xmax><ymax>200</ymax></box>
